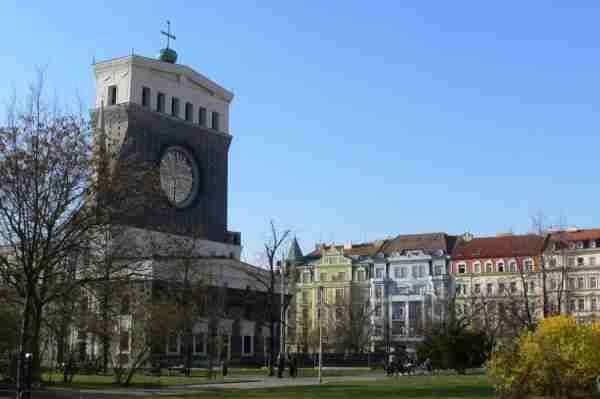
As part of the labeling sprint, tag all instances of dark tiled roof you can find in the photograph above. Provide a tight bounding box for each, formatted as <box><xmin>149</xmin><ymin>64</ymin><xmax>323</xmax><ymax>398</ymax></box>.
<box><xmin>452</xmin><ymin>234</ymin><xmax>546</xmax><ymax>260</ymax></box>
<box><xmin>382</xmin><ymin>233</ymin><xmax>455</xmax><ymax>256</ymax></box>
<box><xmin>308</xmin><ymin>240</ymin><xmax>387</xmax><ymax>258</ymax></box>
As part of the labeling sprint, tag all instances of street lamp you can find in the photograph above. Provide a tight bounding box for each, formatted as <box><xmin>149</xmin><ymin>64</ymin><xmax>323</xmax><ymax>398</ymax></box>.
<box><xmin>318</xmin><ymin>285</ymin><xmax>323</xmax><ymax>384</ymax></box>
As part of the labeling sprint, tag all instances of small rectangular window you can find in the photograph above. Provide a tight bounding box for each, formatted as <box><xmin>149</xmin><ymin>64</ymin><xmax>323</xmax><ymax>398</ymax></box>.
<box><xmin>185</xmin><ymin>102</ymin><xmax>193</xmax><ymax>121</ymax></box>
<box><xmin>108</xmin><ymin>85</ymin><xmax>117</xmax><ymax>105</ymax></box>
<box><xmin>243</xmin><ymin>336</ymin><xmax>253</xmax><ymax>354</ymax></box>
<box><xmin>171</xmin><ymin>97</ymin><xmax>180</xmax><ymax>117</ymax></box>
<box><xmin>141</xmin><ymin>87</ymin><xmax>151</xmax><ymax>108</ymax></box>
<box><xmin>577</xmin><ymin>257</ymin><xmax>585</xmax><ymax>266</ymax></box>
<box><xmin>198</xmin><ymin>107</ymin><xmax>207</xmax><ymax>126</ymax></box>
<box><xmin>120</xmin><ymin>331</ymin><xmax>129</xmax><ymax>352</ymax></box>
<box><xmin>578</xmin><ymin>298</ymin><xmax>585</xmax><ymax>312</ymax></box>
<box><xmin>211</xmin><ymin>111</ymin><xmax>220</xmax><ymax>130</ymax></box>
<box><xmin>157</xmin><ymin>92</ymin><xmax>165</xmax><ymax>113</ymax></box>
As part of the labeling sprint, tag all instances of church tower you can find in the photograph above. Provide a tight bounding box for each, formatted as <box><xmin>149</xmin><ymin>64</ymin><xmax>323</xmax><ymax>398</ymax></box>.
<box><xmin>92</xmin><ymin>30</ymin><xmax>240</xmax><ymax>257</ymax></box>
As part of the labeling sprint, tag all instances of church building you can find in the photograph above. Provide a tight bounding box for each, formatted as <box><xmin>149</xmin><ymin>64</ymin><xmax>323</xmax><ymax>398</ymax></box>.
<box><xmin>71</xmin><ymin>33</ymin><xmax>283</xmax><ymax>369</ymax></box>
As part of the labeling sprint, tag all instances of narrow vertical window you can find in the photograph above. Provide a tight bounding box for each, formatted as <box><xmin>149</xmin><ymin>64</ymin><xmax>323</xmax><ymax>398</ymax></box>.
<box><xmin>211</xmin><ymin>111</ymin><xmax>220</xmax><ymax>131</ymax></box>
<box><xmin>198</xmin><ymin>107</ymin><xmax>207</xmax><ymax>126</ymax></box>
<box><xmin>157</xmin><ymin>92</ymin><xmax>165</xmax><ymax>113</ymax></box>
<box><xmin>185</xmin><ymin>102</ymin><xmax>193</xmax><ymax>122</ymax></box>
<box><xmin>142</xmin><ymin>87</ymin><xmax>151</xmax><ymax>108</ymax></box>
<box><xmin>171</xmin><ymin>97</ymin><xmax>180</xmax><ymax>117</ymax></box>
<box><xmin>108</xmin><ymin>85</ymin><xmax>117</xmax><ymax>105</ymax></box>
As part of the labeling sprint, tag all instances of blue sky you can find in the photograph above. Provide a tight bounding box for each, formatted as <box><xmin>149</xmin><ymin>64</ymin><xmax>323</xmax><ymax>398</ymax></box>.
<box><xmin>1</xmin><ymin>1</ymin><xmax>599</xmax><ymax>262</ymax></box>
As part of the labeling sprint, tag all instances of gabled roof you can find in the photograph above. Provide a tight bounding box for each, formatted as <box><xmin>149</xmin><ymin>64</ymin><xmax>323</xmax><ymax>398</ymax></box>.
<box><xmin>452</xmin><ymin>234</ymin><xmax>546</xmax><ymax>260</ymax></box>
<box><xmin>382</xmin><ymin>233</ymin><xmax>455</xmax><ymax>256</ymax></box>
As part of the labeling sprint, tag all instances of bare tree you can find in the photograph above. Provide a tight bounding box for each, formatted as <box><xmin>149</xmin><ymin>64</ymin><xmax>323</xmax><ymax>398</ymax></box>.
<box><xmin>243</xmin><ymin>221</ymin><xmax>290</xmax><ymax>376</ymax></box>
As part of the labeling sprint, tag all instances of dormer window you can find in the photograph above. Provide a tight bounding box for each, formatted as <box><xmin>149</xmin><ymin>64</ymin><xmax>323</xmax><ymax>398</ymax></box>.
<box><xmin>198</xmin><ymin>107</ymin><xmax>207</xmax><ymax>126</ymax></box>
<box><xmin>171</xmin><ymin>97</ymin><xmax>180</xmax><ymax>118</ymax></box>
<box><xmin>156</xmin><ymin>92</ymin><xmax>165</xmax><ymax>113</ymax></box>
<box><xmin>485</xmin><ymin>262</ymin><xmax>493</xmax><ymax>273</ymax></box>
<box><xmin>108</xmin><ymin>85</ymin><xmax>117</xmax><ymax>105</ymax></box>
<box><xmin>473</xmin><ymin>262</ymin><xmax>481</xmax><ymax>274</ymax></box>
<box><xmin>497</xmin><ymin>262</ymin><xmax>505</xmax><ymax>273</ymax></box>
<box><xmin>458</xmin><ymin>264</ymin><xmax>466</xmax><ymax>274</ymax></box>
<box><xmin>141</xmin><ymin>87</ymin><xmax>151</xmax><ymax>108</ymax></box>
<box><xmin>185</xmin><ymin>102</ymin><xmax>193</xmax><ymax>122</ymax></box>
<box><xmin>577</xmin><ymin>241</ymin><xmax>584</xmax><ymax>249</ymax></box>
<box><xmin>211</xmin><ymin>111</ymin><xmax>220</xmax><ymax>131</ymax></box>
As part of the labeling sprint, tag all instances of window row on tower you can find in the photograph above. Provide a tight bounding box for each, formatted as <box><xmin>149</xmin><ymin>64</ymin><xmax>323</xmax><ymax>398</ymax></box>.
<box><xmin>106</xmin><ymin>84</ymin><xmax>221</xmax><ymax>132</ymax></box>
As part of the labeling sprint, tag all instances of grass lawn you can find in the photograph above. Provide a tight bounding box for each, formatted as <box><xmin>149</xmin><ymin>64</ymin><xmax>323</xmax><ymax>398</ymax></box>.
<box><xmin>42</xmin><ymin>368</ymin><xmax>374</xmax><ymax>389</ymax></box>
<box><xmin>152</xmin><ymin>374</ymin><xmax>497</xmax><ymax>399</ymax></box>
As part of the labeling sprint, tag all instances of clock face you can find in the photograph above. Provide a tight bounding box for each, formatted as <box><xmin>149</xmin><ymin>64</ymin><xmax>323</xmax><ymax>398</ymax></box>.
<box><xmin>159</xmin><ymin>146</ymin><xmax>199</xmax><ymax>208</ymax></box>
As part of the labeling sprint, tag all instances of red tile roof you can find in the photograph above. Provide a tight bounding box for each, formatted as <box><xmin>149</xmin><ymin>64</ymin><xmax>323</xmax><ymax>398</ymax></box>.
<box><xmin>550</xmin><ymin>229</ymin><xmax>600</xmax><ymax>242</ymax></box>
<box><xmin>452</xmin><ymin>234</ymin><xmax>546</xmax><ymax>260</ymax></box>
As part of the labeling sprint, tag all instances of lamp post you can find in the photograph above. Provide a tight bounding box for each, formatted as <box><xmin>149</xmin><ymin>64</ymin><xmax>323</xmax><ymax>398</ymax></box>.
<box><xmin>280</xmin><ymin>257</ymin><xmax>287</xmax><ymax>358</ymax></box>
<box><xmin>318</xmin><ymin>285</ymin><xmax>323</xmax><ymax>384</ymax></box>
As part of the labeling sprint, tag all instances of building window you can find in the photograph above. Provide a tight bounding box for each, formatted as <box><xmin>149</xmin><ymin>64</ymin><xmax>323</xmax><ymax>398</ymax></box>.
<box><xmin>435</xmin><ymin>265</ymin><xmax>444</xmax><ymax>275</ymax></box>
<box><xmin>392</xmin><ymin>302</ymin><xmax>404</xmax><ymax>320</ymax></box>
<box><xmin>577</xmin><ymin>257</ymin><xmax>585</xmax><ymax>267</ymax></box>
<box><xmin>357</xmin><ymin>270</ymin><xmax>366</xmax><ymax>281</ymax></box>
<box><xmin>474</xmin><ymin>283</ymin><xmax>481</xmax><ymax>294</ymax></box>
<box><xmin>141</xmin><ymin>87</ymin><xmax>151</xmax><ymax>108</ymax></box>
<box><xmin>119</xmin><ymin>330</ymin><xmax>129</xmax><ymax>352</ymax></box>
<box><xmin>320</xmin><ymin>272</ymin><xmax>328</xmax><ymax>282</ymax></box>
<box><xmin>486</xmin><ymin>283</ymin><xmax>493</xmax><ymax>296</ymax></box>
<box><xmin>401</xmin><ymin>267</ymin><xmax>408</xmax><ymax>278</ymax></box>
<box><xmin>497</xmin><ymin>262</ymin><xmax>505</xmax><ymax>273</ymax></box>
<box><xmin>120</xmin><ymin>295</ymin><xmax>130</xmax><ymax>314</ymax></box>
<box><xmin>529</xmin><ymin>281</ymin><xmax>535</xmax><ymax>292</ymax></box>
<box><xmin>394</xmin><ymin>268</ymin><xmax>401</xmax><ymax>279</ymax></box>
<box><xmin>509</xmin><ymin>262</ymin><xmax>517</xmax><ymax>273</ymax></box>
<box><xmin>550</xmin><ymin>279</ymin><xmax>558</xmax><ymax>290</ymax></box>
<box><xmin>578</xmin><ymin>298</ymin><xmax>585</xmax><ymax>312</ymax></box>
<box><xmin>211</xmin><ymin>111</ymin><xmax>220</xmax><ymax>130</ymax></box>
<box><xmin>167</xmin><ymin>333</ymin><xmax>178</xmax><ymax>353</ymax></box>
<box><xmin>302</xmin><ymin>272</ymin><xmax>311</xmax><ymax>284</ymax></box>
<box><xmin>242</xmin><ymin>335</ymin><xmax>253</xmax><ymax>355</ymax></box>
<box><xmin>375</xmin><ymin>286</ymin><xmax>383</xmax><ymax>299</ymax></box>
<box><xmin>591</xmin><ymin>298</ymin><xmax>597</xmax><ymax>312</ymax></box>
<box><xmin>376</xmin><ymin>268</ymin><xmax>384</xmax><ymax>279</ymax></box>
<box><xmin>171</xmin><ymin>97</ymin><xmax>180</xmax><ymax>117</ymax></box>
<box><xmin>197</xmin><ymin>106</ymin><xmax>207</xmax><ymax>126</ymax></box>
<box><xmin>335</xmin><ymin>288</ymin><xmax>344</xmax><ymax>302</ymax></box>
<box><xmin>568</xmin><ymin>278</ymin><xmax>575</xmax><ymax>290</ymax></box>
<box><xmin>194</xmin><ymin>334</ymin><xmax>205</xmax><ymax>354</ymax></box>
<box><xmin>590</xmin><ymin>277</ymin><xmax>597</xmax><ymax>289</ymax></box>
<box><xmin>485</xmin><ymin>262</ymin><xmax>493</xmax><ymax>273</ymax></box>
<box><xmin>591</xmin><ymin>257</ymin><xmax>597</xmax><ymax>266</ymax></box>
<box><xmin>498</xmin><ymin>283</ymin><xmax>506</xmax><ymax>294</ymax></box>
<box><xmin>108</xmin><ymin>85</ymin><xmax>117</xmax><ymax>105</ymax></box>
<box><xmin>524</xmin><ymin>260</ymin><xmax>533</xmax><ymax>272</ymax></box>
<box><xmin>337</xmin><ymin>272</ymin><xmax>346</xmax><ymax>281</ymax></box>
<box><xmin>458</xmin><ymin>264</ymin><xmax>466</xmax><ymax>274</ymax></box>
<box><xmin>474</xmin><ymin>263</ymin><xmax>481</xmax><ymax>274</ymax></box>
<box><xmin>577</xmin><ymin>241</ymin><xmax>584</xmax><ymax>249</ymax></box>
<box><xmin>510</xmin><ymin>282</ymin><xmax>517</xmax><ymax>293</ymax></box>
<box><xmin>569</xmin><ymin>299</ymin><xmax>576</xmax><ymax>313</ymax></box>
<box><xmin>549</xmin><ymin>257</ymin><xmax>557</xmax><ymax>267</ymax></box>
<box><xmin>156</xmin><ymin>92</ymin><xmax>166</xmax><ymax>113</ymax></box>
<box><xmin>578</xmin><ymin>277</ymin><xmax>585</xmax><ymax>289</ymax></box>
<box><xmin>568</xmin><ymin>257</ymin><xmax>575</xmax><ymax>267</ymax></box>
<box><xmin>456</xmin><ymin>284</ymin><xmax>462</xmax><ymax>296</ymax></box>
<box><xmin>185</xmin><ymin>102</ymin><xmax>193</xmax><ymax>121</ymax></box>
